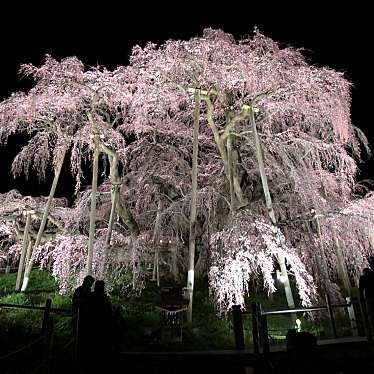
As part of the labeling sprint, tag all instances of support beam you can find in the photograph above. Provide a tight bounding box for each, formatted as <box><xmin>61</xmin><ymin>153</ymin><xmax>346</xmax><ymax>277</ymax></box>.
<box><xmin>249</xmin><ymin>107</ymin><xmax>295</xmax><ymax>309</ymax></box>
<box><xmin>187</xmin><ymin>88</ymin><xmax>200</xmax><ymax>324</ymax></box>
<box><xmin>86</xmin><ymin>128</ymin><xmax>100</xmax><ymax>276</ymax></box>
<box><xmin>16</xmin><ymin>211</ymin><xmax>31</xmax><ymax>291</ymax></box>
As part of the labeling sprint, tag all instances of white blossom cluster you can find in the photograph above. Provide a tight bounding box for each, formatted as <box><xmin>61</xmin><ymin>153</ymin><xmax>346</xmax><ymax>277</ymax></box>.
<box><xmin>209</xmin><ymin>212</ymin><xmax>317</xmax><ymax>312</ymax></box>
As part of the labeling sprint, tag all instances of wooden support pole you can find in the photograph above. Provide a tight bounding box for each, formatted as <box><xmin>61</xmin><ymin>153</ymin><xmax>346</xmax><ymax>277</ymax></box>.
<box><xmin>325</xmin><ymin>293</ymin><xmax>338</xmax><ymax>339</ymax></box>
<box><xmin>346</xmin><ymin>296</ymin><xmax>358</xmax><ymax>336</ymax></box>
<box><xmin>249</xmin><ymin>108</ymin><xmax>295</xmax><ymax>309</ymax></box>
<box><xmin>152</xmin><ymin>200</ymin><xmax>163</xmax><ymax>287</ymax></box>
<box><xmin>21</xmin><ymin>145</ymin><xmax>67</xmax><ymax>291</ymax></box>
<box><xmin>232</xmin><ymin>305</ymin><xmax>245</xmax><ymax>350</ymax></box>
<box><xmin>5</xmin><ymin>255</ymin><xmax>10</xmax><ymax>274</ymax></box>
<box><xmin>16</xmin><ymin>211</ymin><xmax>31</xmax><ymax>291</ymax></box>
<box><xmin>187</xmin><ymin>88</ymin><xmax>200</xmax><ymax>324</ymax></box>
<box><xmin>42</xmin><ymin>298</ymin><xmax>52</xmax><ymax>333</ymax></box>
<box><xmin>251</xmin><ymin>302</ymin><xmax>260</xmax><ymax>355</ymax></box>
<box><xmin>86</xmin><ymin>130</ymin><xmax>100</xmax><ymax>276</ymax></box>
<box><xmin>102</xmin><ymin>183</ymin><xmax>119</xmax><ymax>276</ymax></box>
<box><xmin>359</xmin><ymin>289</ymin><xmax>372</xmax><ymax>341</ymax></box>
<box><xmin>261</xmin><ymin>314</ymin><xmax>270</xmax><ymax>356</ymax></box>
<box><xmin>42</xmin><ymin>317</ymin><xmax>54</xmax><ymax>366</ymax></box>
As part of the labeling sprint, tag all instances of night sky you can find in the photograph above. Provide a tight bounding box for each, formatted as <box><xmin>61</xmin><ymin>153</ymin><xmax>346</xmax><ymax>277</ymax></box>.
<box><xmin>0</xmin><ymin>4</ymin><xmax>372</xmax><ymax>199</ymax></box>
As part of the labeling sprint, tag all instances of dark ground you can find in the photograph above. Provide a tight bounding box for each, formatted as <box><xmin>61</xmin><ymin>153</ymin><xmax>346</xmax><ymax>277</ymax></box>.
<box><xmin>2</xmin><ymin>339</ymin><xmax>374</xmax><ymax>373</ymax></box>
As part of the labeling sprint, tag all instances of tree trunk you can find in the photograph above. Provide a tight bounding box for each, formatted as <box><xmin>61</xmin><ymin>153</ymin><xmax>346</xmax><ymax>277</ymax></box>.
<box><xmin>203</xmin><ymin>96</ymin><xmax>247</xmax><ymax>207</ymax></box>
<box><xmin>249</xmin><ymin>108</ymin><xmax>295</xmax><ymax>308</ymax></box>
<box><xmin>315</xmin><ymin>215</ymin><xmax>350</xmax><ymax>296</ymax></box>
<box><xmin>152</xmin><ymin>248</ymin><xmax>158</xmax><ymax>282</ymax></box>
<box><xmin>99</xmin><ymin>142</ymin><xmax>140</xmax><ymax>240</ymax></box>
<box><xmin>304</xmin><ymin>221</ymin><xmax>322</xmax><ymax>281</ymax></box>
<box><xmin>369</xmin><ymin>232</ymin><xmax>374</xmax><ymax>252</ymax></box>
<box><xmin>334</xmin><ymin>234</ymin><xmax>351</xmax><ymax>296</ymax></box>
<box><xmin>172</xmin><ymin>246</ymin><xmax>178</xmax><ymax>280</ymax></box>
<box><xmin>187</xmin><ymin>88</ymin><xmax>200</xmax><ymax>324</ymax></box>
<box><xmin>117</xmin><ymin>201</ymin><xmax>140</xmax><ymax>239</ymax></box>
<box><xmin>100</xmin><ymin>143</ymin><xmax>121</xmax><ymax>276</ymax></box>
<box><xmin>152</xmin><ymin>200</ymin><xmax>163</xmax><ymax>286</ymax></box>
<box><xmin>156</xmin><ymin>251</ymin><xmax>160</xmax><ymax>287</ymax></box>
<box><xmin>101</xmin><ymin>184</ymin><xmax>119</xmax><ymax>277</ymax></box>
<box><xmin>21</xmin><ymin>146</ymin><xmax>67</xmax><ymax>291</ymax></box>
<box><xmin>86</xmin><ymin>131</ymin><xmax>100</xmax><ymax>276</ymax></box>
<box><xmin>314</xmin><ymin>214</ymin><xmax>332</xmax><ymax>287</ymax></box>
<box><xmin>227</xmin><ymin>134</ymin><xmax>236</xmax><ymax>214</ymax></box>
<box><xmin>16</xmin><ymin>211</ymin><xmax>31</xmax><ymax>291</ymax></box>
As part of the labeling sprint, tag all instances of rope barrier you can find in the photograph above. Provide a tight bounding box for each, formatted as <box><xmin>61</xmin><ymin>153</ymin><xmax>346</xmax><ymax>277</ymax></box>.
<box><xmin>0</xmin><ymin>303</ymin><xmax>72</xmax><ymax>315</ymax></box>
<box><xmin>29</xmin><ymin>363</ymin><xmax>44</xmax><ymax>374</ymax></box>
<box><xmin>60</xmin><ymin>337</ymin><xmax>75</xmax><ymax>351</ymax></box>
<box><xmin>0</xmin><ymin>266</ymin><xmax>39</xmax><ymax>272</ymax></box>
<box><xmin>0</xmin><ymin>334</ymin><xmax>45</xmax><ymax>360</ymax></box>
<box><xmin>0</xmin><ymin>298</ymin><xmax>72</xmax><ymax>372</ymax></box>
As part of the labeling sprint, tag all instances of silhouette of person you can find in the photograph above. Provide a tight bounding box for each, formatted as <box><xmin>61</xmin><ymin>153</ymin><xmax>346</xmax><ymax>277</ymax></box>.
<box><xmin>286</xmin><ymin>328</ymin><xmax>317</xmax><ymax>354</ymax></box>
<box><xmin>359</xmin><ymin>266</ymin><xmax>374</xmax><ymax>327</ymax></box>
<box><xmin>72</xmin><ymin>275</ymin><xmax>95</xmax><ymax>366</ymax></box>
<box><xmin>90</xmin><ymin>280</ymin><xmax>114</xmax><ymax>364</ymax></box>
<box><xmin>112</xmin><ymin>305</ymin><xmax>126</xmax><ymax>352</ymax></box>
<box><xmin>286</xmin><ymin>329</ymin><xmax>318</xmax><ymax>373</ymax></box>
<box><xmin>73</xmin><ymin>275</ymin><xmax>95</xmax><ymax>313</ymax></box>
<box><xmin>368</xmin><ymin>256</ymin><xmax>374</xmax><ymax>271</ymax></box>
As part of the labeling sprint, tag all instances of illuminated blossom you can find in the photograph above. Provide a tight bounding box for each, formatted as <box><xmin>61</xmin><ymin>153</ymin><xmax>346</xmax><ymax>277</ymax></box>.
<box><xmin>209</xmin><ymin>212</ymin><xmax>317</xmax><ymax>312</ymax></box>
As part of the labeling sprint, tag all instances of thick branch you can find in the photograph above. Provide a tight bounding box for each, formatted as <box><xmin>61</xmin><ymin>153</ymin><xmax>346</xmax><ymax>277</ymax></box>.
<box><xmin>99</xmin><ymin>142</ymin><xmax>140</xmax><ymax>239</ymax></box>
<box><xmin>202</xmin><ymin>95</ymin><xmax>228</xmax><ymax>166</ymax></box>
<box><xmin>221</xmin><ymin>106</ymin><xmax>250</xmax><ymax>142</ymax></box>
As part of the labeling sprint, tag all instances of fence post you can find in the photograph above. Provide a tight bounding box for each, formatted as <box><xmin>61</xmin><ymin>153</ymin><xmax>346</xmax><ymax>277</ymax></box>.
<box><xmin>257</xmin><ymin>304</ymin><xmax>270</xmax><ymax>356</ymax></box>
<box><xmin>251</xmin><ymin>302</ymin><xmax>260</xmax><ymax>355</ymax></box>
<box><xmin>5</xmin><ymin>256</ymin><xmax>10</xmax><ymax>274</ymax></box>
<box><xmin>42</xmin><ymin>316</ymin><xmax>54</xmax><ymax>366</ymax></box>
<box><xmin>358</xmin><ymin>289</ymin><xmax>372</xmax><ymax>341</ymax></box>
<box><xmin>325</xmin><ymin>294</ymin><xmax>338</xmax><ymax>339</ymax></box>
<box><xmin>346</xmin><ymin>297</ymin><xmax>358</xmax><ymax>337</ymax></box>
<box><xmin>42</xmin><ymin>298</ymin><xmax>52</xmax><ymax>334</ymax></box>
<box><xmin>73</xmin><ymin>308</ymin><xmax>80</xmax><ymax>362</ymax></box>
<box><xmin>232</xmin><ymin>305</ymin><xmax>245</xmax><ymax>350</ymax></box>
<box><xmin>261</xmin><ymin>314</ymin><xmax>270</xmax><ymax>356</ymax></box>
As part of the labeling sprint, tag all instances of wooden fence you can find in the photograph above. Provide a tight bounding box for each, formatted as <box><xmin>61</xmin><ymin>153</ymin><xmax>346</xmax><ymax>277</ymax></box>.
<box><xmin>0</xmin><ymin>299</ymin><xmax>72</xmax><ymax>372</ymax></box>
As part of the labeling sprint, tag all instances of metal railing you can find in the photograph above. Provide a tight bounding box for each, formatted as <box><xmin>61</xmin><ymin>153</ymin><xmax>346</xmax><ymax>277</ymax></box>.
<box><xmin>231</xmin><ymin>292</ymin><xmax>372</xmax><ymax>355</ymax></box>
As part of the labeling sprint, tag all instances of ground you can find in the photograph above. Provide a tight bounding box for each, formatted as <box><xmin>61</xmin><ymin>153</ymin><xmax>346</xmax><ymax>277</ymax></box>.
<box><xmin>0</xmin><ymin>270</ymin><xmax>357</xmax><ymax>352</ymax></box>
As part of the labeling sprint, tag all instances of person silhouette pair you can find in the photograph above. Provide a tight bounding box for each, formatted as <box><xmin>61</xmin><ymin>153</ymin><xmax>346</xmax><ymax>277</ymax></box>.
<box><xmin>359</xmin><ymin>260</ymin><xmax>374</xmax><ymax>329</ymax></box>
<box><xmin>72</xmin><ymin>276</ymin><xmax>114</xmax><ymax>370</ymax></box>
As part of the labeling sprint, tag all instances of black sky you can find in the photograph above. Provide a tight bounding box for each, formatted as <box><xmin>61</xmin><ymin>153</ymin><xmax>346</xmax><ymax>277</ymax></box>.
<box><xmin>0</xmin><ymin>4</ymin><xmax>372</xmax><ymax>198</ymax></box>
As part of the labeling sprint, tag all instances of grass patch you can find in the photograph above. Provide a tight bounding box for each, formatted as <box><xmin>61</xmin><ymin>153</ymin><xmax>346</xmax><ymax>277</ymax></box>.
<box><xmin>0</xmin><ymin>270</ymin><xmax>71</xmax><ymax>336</ymax></box>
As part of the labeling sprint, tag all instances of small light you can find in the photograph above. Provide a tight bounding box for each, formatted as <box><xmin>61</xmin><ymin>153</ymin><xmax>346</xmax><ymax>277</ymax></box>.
<box><xmin>159</xmin><ymin>239</ymin><xmax>163</xmax><ymax>243</ymax></box>
<box><xmin>276</xmin><ymin>270</ymin><xmax>287</xmax><ymax>283</ymax></box>
<box><xmin>295</xmin><ymin>318</ymin><xmax>302</xmax><ymax>332</ymax></box>
<box><xmin>168</xmin><ymin>240</ymin><xmax>172</xmax><ymax>244</ymax></box>
<box><xmin>279</xmin><ymin>275</ymin><xmax>287</xmax><ymax>283</ymax></box>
